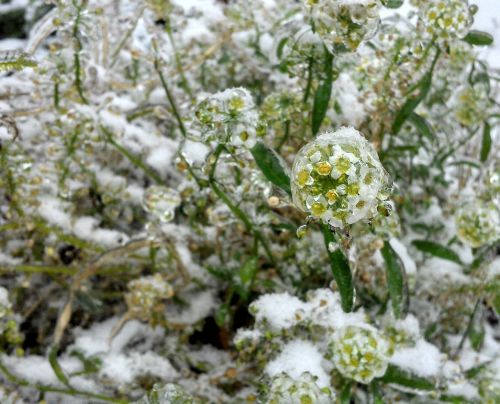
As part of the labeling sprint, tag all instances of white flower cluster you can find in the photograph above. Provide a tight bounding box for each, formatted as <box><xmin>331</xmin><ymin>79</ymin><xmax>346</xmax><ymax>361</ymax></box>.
<box><xmin>305</xmin><ymin>0</ymin><xmax>381</xmax><ymax>51</ymax></box>
<box><xmin>266</xmin><ymin>372</ymin><xmax>334</xmax><ymax>404</ymax></box>
<box><xmin>417</xmin><ymin>0</ymin><xmax>474</xmax><ymax>42</ymax></box>
<box><xmin>126</xmin><ymin>274</ymin><xmax>174</xmax><ymax>321</ymax></box>
<box><xmin>142</xmin><ymin>186</ymin><xmax>182</xmax><ymax>223</ymax></box>
<box><xmin>195</xmin><ymin>88</ymin><xmax>266</xmax><ymax>149</ymax></box>
<box><xmin>455</xmin><ymin>199</ymin><xmax>500</xmax><ymax>248</ymax></box>
<box><xmin>330</xmin><ymin>324</ymin><xmax>391</xmax><ymax>384</ymax></box>
<box><xmin>291</xmin><ymin>127</ymin><xmax>391</xmax><ymax>228</ymax></box>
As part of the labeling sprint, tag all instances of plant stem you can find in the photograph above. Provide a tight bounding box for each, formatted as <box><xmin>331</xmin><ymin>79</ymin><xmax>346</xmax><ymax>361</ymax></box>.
<box><xmin>154</xmin><ymin>59</ymin><xmax>187</xmax><ymax>138</ymax></box>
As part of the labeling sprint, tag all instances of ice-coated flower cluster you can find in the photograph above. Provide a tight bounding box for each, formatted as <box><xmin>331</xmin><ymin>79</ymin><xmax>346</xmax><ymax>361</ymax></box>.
<box><xmin>195</xmin><ymin>88</ymin><xmax>266</xmax><ymax>148</ymax></box>
<box><xmin>137</xmin><ymin>382</ymin><xmax>196</xmax><ymax>404</ymax></box>
<box><xmin>330</xmin><ymin>325</ymin><xmax>391</xmax><ymax>384</ymax></box>
<box><xmin>417</xmin><ymin>0</ymin><xmax>474</xmax><ymax>42</ymax></box>
<box><xmin>454</xmin><ymin>84</ymin><xmax>490</xmax><ymax>126</ymax></box>
<box><xmin>142</xmin><ymin>186</ymin><xmax>182</xmax><ymax>223</ymax></box>
<box><xmin>455</xmin><ymin>199</ymin><xmax>499</xmax><ymax>248</ymax></box>
<box><xmin>291</xmin><ymin>127</ymin><xmax>391</xmax><ymax>228</ymax></box>
<box><xmin>306</xmin><ymin>0</ymin><xmax>381</xmax><ymax>51</ymax></box>
<box><xmin>265</xmin><ymin>372</ymin><xmax>334</xmax><ymax>404</ymax></box>
<box><xmin>125</xmin><ymin>274</ymin><xmax>174</xmax><ymax>322</ymax></box>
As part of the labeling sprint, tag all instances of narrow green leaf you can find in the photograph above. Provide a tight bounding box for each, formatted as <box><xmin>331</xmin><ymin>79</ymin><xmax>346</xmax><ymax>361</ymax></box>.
<box><xmin>215</xmin><ymin>304</ymin><xmax>230</xmax><ymax>327</ymax></box>
<box><xmin>412</xmin><ymin>240</ymin><xmax>462</xmax><ymax>264</ymax></box>
<box><xmin>463</xmin><ymin>30</ymin><xmax>494</xmax><ymax>46</ymax></box>
<box><xmin>381</xmin><ymin>242</ymin><xmax>408</xmax><ymax>319</ymax></box>
<box><xmin>339</xmin><ymin>382</ymin><xmax>352</xmax><ymax>404</ymax></box>
<box><xmin>312</xmin><ymin>48</ymin><xmax>334</xmax><ymax>135</ymax></box>
<box><xmin>380</xmin><ymin>364</ymin><xmax>435</xmax><ymax>391</ymax></box>
<box><xmin>321</xmin><ymin>224</ymin><xmax>353</xmax><ymax>312</ymax></box>
<box><xmin>239</xmin><ymin>257</ymin><xmax>258</xmax><ymax>287</ymax></box>
<box><xmin>49</xmin><ymin>345</ymin><xmax>71</xmax><ymax>387</ymax></box>
<box><xmin>408</xmin><ymin>112</ymin><xmax>434</xmax><ymax>141</ymax></box>
<box><xmin>382</xmin><ymin>0</ymin><xmax>404</xmax><ymax>8</ymax></box>
<box><xmin>480</xmin><ymin>122</ymin><xmax>491</xmax><ymax>162</ymax></box>
<box><xmin>250</xmin><ymin>142</ymin><xmax>291</xmax><ymax>196</ymax></box>
<box><xmin>393</xmin><ymin>74</ymin><xmax>431</xmax><ymax>134</ymax></box>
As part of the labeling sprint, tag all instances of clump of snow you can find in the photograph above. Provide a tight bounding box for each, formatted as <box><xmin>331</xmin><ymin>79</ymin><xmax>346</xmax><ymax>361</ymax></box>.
<box><xmin>265</xmin><ymin>340</ymin><xmax>330</xmax><ymax>388</ymax></box>
<box><xmin>390</xmin><ymin>339</ymin><xmax>443</xmax><ymax>378</ymax></box>
<box><xmin>250</xmin><ymin>292</ymin><xmax>308</xmax><ymax>331</ymax></box>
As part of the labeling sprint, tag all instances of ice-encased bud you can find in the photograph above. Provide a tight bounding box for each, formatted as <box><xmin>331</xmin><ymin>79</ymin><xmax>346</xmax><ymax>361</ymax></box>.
<box><xmin>136</xmin><ymin>382</ymin><xmax>196</xmax><ymax>404</ymax></box>
<box><xmin>142</xmin><ymin>186</ymin><xmax>181</xmax><ymax>223</ymax></box>
<box><xmin>125</xmin><ymin>274</ymin><xmax>174</xmax><ymax>321</ymax></box>
<box><xmin>291</xmin><ymin>127</ymin><xmax>391</xmax><ymax>228</ymax></box>
<box><xmin>330</xmin><ymin>325</ymin><xmax>391</xmax><ymax>384</ymax></box>
<box><xmin>455</xmin><ymin>199</ymin><xmax>499</xmax><ymax>248</ymax></box>
<box><xmin>266</xmin><ymin>372</ymin><xmax>334</xmax><ymax>404</ymax></box>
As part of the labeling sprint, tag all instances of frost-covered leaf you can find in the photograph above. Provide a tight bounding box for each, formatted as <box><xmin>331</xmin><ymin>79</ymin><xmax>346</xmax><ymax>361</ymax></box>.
<box><xmin>463</xmin><ymin>30</ymin><xmax>494</xmax><ymax>46</ymax></box>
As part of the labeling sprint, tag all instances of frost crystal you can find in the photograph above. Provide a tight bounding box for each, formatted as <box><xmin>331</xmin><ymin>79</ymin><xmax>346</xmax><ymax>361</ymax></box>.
<box><xmin>455</xmin><ymin>200</ymin><xmax>499</xmax><ymax>248</ymax></box>
<box><xmin>330</xmin><ymin>325</ymin><xmax>391</xmax><ymax>384</ymax></box>
<box><xmin>265</xmin><ymin>372</ymin><xmax>334</xmax><ymax>404</ymax></box>
<box><xmin>306</xmin><ymin>0</ymin><xmax>381</xmax><ymax>51</ymax></box>
<box><xmin>291</xmin><ymin>127</ymin><xmax>391</xmax><ymax>228</ymax></box>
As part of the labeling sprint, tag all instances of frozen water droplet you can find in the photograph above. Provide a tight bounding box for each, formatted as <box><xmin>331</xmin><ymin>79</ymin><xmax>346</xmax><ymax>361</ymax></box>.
<box><xmin>142</xmin><ymin>186</ymin><xmax>181</xmax><ymax>223</ymax></box>
<box><xmin>296</xmin><ymin>224</ymin><xmax>308</xmax><ymax>239</ymax></box>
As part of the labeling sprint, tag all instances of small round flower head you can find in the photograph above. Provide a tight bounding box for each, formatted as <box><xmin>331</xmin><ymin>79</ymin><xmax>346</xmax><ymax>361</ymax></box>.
<box><xmin>455</xmin><ymin>200</ymin><xmax>500</xmax><ymax>248</ymax></box>
<box><xmin>418</xmin><ymin>0</ymin><xmax>474</xmax><ymax>42</ymax></box>
<box><xmin>291</xmin><ymin>127</ymin><xmax>391</xmax><ymax>228</ymax></box>
<box><xmin>305</xmin><ymin>0</ymin><xmax>381</xmax><ymax>51</ymax></box>
<box><xmin>142</xmin><ymin>186</ymin><xmax>181</xmax><ymax>223</ymax></box>
<box><xmin>195</xmin><ymin>87</ymin><xmax>265</xmax><ymax>148</ymax></box>
<box><xmin>138</xmin><ymin>382</ymin><xmax>196</xmax><ymax>404</ymax></box>
<box><xmin>125</xmin><ymin>274</ymin><xmax>174</xmax><ymax>321</ymax></box>
<box><xmin>455</xmin><ymin>84</ymin><xmax>489</xmax><ymax>126</ymax></box>
<box><xmin>266</xmin><ymin>372</ymin><xmax>334</xmax><ymax>404</ymax></box>
<box><xmin>330</xmin><ymin>325</ymin><xmax>391</xmax><ymax>384</ymax></box>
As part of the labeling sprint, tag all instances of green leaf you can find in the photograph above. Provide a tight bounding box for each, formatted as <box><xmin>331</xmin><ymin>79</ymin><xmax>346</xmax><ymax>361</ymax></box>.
<box><xmin>463</xmin><ymin>30</ymin><xmax>494</xmax><ymax>46</ymax></box>
<box><xmin>381</xmin><ymin>241</ymin><xmax>408</xmax><ymax>319</ymax></box>
<box><xmin>215</xmin><ymin>304</ymin><xmax>230</xmax><ymax>327</ymax></box>
<box><xmin>321</xmin><ymin>224</ymin><xmax>353</xmax><ymax>312</ymax></box>
<box><xmin>412</xmin><ymin>240</ymin><xmax>462</xmax><ymax>264</ymax></box>
<box><xmin>480</xmin><ymin>122</ymin><xmax>491</xmax><ymax>162</ymax></box>
<box><xmin>380</xmin><ymin>364</ymin><xmax>435</xmax><ymax>391</ymax></box>
<box><xmin>49</xmin><ymin>345</ymin><xmax>71</xmax><ymax>387</ymax></box>
<box><xmin>408</xmin><ymin>112</ymin><xmax>434</xmax><ymax>141</ymax></box>
<box><xmin>250</xmin><ymin>142</ymin><xmax>291</xmax><ymax>196</ymax></box>
<box><xmin>239</xmin><ymin>257</ymin><xmax>258</xmax><ymax>286</ymax></box>
<box><xmin>312</xmin><ymin>48</ymin><xmax>334</xmax><ymax>135</ymax></box>
<box><xmin>382</xmin><ymin>0</ymin><xmax>404</xmax><ymax>8</ymax></box>
<box><xmin>339</xmin><ymin>382</ymin><xmax>352</xmax><ymax>404</ymax></box>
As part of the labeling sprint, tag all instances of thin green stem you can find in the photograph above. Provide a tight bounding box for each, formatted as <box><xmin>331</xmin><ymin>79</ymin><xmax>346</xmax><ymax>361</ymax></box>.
<box><xmin>154</xmin><ymin>59</ymin><xmax>187</xmax><ymax>137</ymax></box>
<box><xmin>165</xmin><ymin>21</ymin><xmax>193</xmax><ymax>100</ymax></box>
